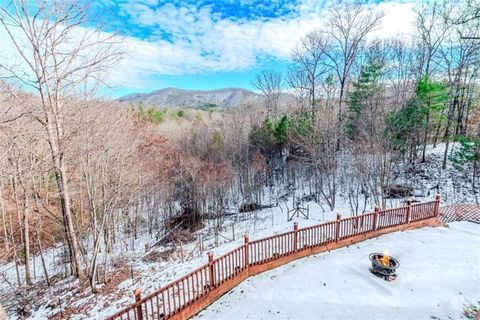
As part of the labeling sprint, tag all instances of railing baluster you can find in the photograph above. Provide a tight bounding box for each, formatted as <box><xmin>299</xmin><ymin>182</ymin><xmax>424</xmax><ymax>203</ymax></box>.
<box><xmin>148</xmin><ymin>298</ymin><xmax>153</xmax><ymax>320</ymax></box>
<box><xmin>172</xmin><ymin>284</ymin><xmax>177</xmax><ymax>313</ymax></box>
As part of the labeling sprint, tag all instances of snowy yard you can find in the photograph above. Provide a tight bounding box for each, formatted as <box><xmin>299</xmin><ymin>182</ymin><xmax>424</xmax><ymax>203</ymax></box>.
<box><xmin>195</xmin><ymin>222</ymin><xmax>480</xmax><ymax>320</ymax></box>
<box><xmin>0</xmin><ymin>142</ymin><xmax>476</xmax><ymax>319</ymax></box>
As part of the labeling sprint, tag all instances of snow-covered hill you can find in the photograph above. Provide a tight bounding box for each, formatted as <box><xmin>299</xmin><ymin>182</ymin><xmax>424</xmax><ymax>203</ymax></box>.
<box><xmin>118</xmin><ymin>87</ymin><xmax>297</xmax><ymax>109</ymax></box>
<box><xmin>118</xmin><ymin>87</ymin><xmax>264</xmax><ymax>109</ymax></box>
<box><xmin>397</xmin><ymin>143</ymin><xmax>478</xmax><ymax>205</ymax></box>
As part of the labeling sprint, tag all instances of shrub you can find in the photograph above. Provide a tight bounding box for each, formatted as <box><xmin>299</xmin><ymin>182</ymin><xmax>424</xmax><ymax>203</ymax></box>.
<box><xmin>136</xmin><ymin>103</ymin><xmax>165</xmax><ymax>124</ymax></box>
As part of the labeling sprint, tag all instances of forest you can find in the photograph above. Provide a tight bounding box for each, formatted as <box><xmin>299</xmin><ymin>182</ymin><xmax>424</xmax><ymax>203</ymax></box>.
<box><xmin>0</xmin><ymin>0</ymin><xmax>478</xmax><ymax>318</ymax></box>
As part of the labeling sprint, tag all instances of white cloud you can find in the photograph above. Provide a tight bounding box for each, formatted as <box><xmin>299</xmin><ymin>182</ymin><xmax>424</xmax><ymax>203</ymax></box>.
<box><xmin>111</xmin><ymin>0</ymin><xmax>324</xmax><ymax>89</ymax></box>
<box><xmin>372</xmin><ymin>1</ymin><xmax>417</xmax><ymax>39</ymax></box>
<box><xmin>0</xmin><ymin>0</ymin><xmax>420</xmax><ymax>91</ymax></box>
<box><xmin>111</xmin><ymin>0</ymin><xmax>418</xmax><ymax>88</ymax></box>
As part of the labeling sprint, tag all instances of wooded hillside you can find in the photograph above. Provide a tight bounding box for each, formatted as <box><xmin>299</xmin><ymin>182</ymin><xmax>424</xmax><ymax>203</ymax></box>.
<box><xmin>0</xmin><ymin>0</ymin><xmax>478</xmax><ymax>318</ymax></box>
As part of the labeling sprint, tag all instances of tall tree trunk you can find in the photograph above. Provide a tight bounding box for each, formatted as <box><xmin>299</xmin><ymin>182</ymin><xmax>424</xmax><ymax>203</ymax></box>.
<box><xmin>47</xmin><ymin>113</ymin><xmax>82</xmax><ymax>277</ymax></box>
<box><xmin>432</xmin><ymin>118</ymin><xmax>442</xmax><ymax>148</ymax></box>
<box><xmin>338</xmin><ymin>80</ymin><xmax>345</xmax><ymax>123</ymax></box>
<box><xmin>0</xmin><ymin>184</ymin><xmax>8</xmax><ymax>252</ymax></box>
<box><xmin>56</xmin><ymin>159</ymin><xmax>83</xmax><ymax>276</ymax></box>
<box><xmin>9</xmin><ymin>203</ymin><xmax>21</xmax><ymax>286</ymax></box>
<box><xmin>31</xmin><ymin>180</ymin><xmax>51</xmax><ymax>286</ymax></box>
<box><xmin>422</xmin><ymin>110</ymin><xmax>430</xmax><ymax>162</ymax></box>
<box><xmin>455</xmin><ymin>68</ymin><xmax>469</xmax><ymax>136</ymax></box>
<box><xmin>89</xmin><ymin>212</ymin><xmax>109</xmax><ymax>292</ymax></box>
<box><xmin>23</xmin><ymin>191</ymin><xmax>32</xmax><ymax>286</ymax></box>
<box><xmin>443</xmin><ymin>93</ymin><xmax>458</xmax><ymax>169</ymax></box>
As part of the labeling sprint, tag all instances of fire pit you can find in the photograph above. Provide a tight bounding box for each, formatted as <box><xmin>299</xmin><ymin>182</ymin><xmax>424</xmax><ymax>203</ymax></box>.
<box><xmin>369</xmin><ymin>252</ymin><xmax>399</xmax><ymax>281</ymax></box>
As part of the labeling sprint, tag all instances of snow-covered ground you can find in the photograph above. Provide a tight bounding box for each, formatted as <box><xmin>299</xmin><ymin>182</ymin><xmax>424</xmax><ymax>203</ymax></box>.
<box><xmin>29</xmin><ymin>200</ymin><xmax>358</xmax><ymax>320</ymax></box>
<box><xmin>399</xmin><ymin>143</ymin><xmax>478</xmax><ymax>205</ymax></box>
<box><xmin>0</xmin><ymin>200</ymin><xmax>354</xmax><ymax>320</ymax></box>
<box><xmin>195</xmin><ymin>222</ymin><xmax>480</xmax><ymax>320</ymax></box>
<box><xmin>0</xmin><ymin>142</ymin><xmax>477</xmax><ymax>319</ymax></box>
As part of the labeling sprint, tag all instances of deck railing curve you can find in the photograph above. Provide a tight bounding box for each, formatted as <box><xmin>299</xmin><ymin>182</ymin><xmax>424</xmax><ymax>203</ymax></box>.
<box><xmin>107</xmin><ymin>195</ymin><xmax>441</xmax><ymax>320</ymax></box>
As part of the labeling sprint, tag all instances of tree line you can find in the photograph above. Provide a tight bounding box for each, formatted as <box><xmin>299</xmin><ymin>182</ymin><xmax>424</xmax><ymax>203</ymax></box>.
<box><xmin>0</xmin><ymin>0</ymin><xmax>478</xmax><ymax>314</ymax></box>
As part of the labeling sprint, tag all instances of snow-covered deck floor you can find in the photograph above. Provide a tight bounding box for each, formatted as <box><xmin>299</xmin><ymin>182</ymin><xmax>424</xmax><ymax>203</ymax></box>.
<box><xmin>196</xmin><ymin>222</ymin><xmax>480</xmax><ymax>320</ymax></box>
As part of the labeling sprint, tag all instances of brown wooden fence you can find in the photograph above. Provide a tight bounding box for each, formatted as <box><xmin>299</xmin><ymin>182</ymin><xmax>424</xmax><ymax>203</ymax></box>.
<box><xmin>107</xmin><ymin>196</ymin><xmax>441</xmax><ymax>320</ymax></box>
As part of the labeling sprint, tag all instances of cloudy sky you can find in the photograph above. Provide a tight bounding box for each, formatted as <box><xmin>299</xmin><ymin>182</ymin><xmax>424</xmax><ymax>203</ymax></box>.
<box><xmin>1</xmin><ymin>0</ymin><xmax>420</xmax><ymax>97</ymax></box>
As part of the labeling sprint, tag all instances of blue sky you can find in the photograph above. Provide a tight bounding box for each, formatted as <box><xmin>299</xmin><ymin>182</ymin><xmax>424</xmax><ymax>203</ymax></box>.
<box><xmin>96</xmin><ymin>0</ymin><xmax>417</xmax><ymax>97</ymax></box>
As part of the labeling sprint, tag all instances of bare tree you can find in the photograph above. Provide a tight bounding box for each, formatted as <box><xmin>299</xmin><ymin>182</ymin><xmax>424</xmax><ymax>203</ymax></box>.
<box><xmin>0</xmin><ymin>0</ymin><xmax>122</xmax><ymax>277</ymax></box>
<box><xmin>384</xmin><ymin>39</ymin><xmax>420</xmax><ymax>108</ymax></box>
<box><xmin>454</xmin><ymin>0</ymin><xmax>480</xmax><ymax>30</ymax></box>
<box><xmin>289</xmin><ymin>30</ymin><xmax>329</xmax><ymax>118</ymax></box>
<box><xmin>415</xmin><ymin>1</ymin><xmax>452</xmax><ymax>162</ymax></box>
<box><xmin>289</xmin><ymin>105</ymin><xmax>340</xmax><ymax>210</ymax></box>
<box><xmin>438</xmin><ymin>16</ymin><xmax>480</xmax><ymax>169</ymax></box>
<box><xmin>415</xmin><ymin>1</ymin><xmax>451</xmax><ymax>77</ymax></box>
<box><xmin>323</xmin><ymin>3</ymin><xmax>384</xmax><ymax>122</ymax></box>
<box><xmin>252</xmin><ymin>70</ymin><xmax>282</xmax><ymax>120</ymax></box>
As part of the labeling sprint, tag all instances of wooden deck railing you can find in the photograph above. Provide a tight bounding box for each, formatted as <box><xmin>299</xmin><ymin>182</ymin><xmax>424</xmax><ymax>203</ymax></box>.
<box><xmin>107</xmin><ymin>196</ymin><xmax>441</xmax><ymax>320</ymax></box>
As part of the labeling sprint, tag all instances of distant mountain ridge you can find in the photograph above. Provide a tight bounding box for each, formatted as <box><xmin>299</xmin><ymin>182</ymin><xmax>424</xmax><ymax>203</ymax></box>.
<box><xmin>118</xmin><ymin>87</ymin><xmax>264</xmax><ymax>109</ymax></box>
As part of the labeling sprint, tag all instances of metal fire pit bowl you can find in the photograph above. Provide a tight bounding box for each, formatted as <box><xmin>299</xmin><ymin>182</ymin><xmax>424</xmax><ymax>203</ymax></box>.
<box><xmin>369</xmin><ymin>253</ymin><xmax>400</xmax><ymax>281</ymax></box>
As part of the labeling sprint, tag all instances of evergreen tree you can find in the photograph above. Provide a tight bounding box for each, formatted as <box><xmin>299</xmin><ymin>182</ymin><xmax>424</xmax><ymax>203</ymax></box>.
<box><xmin>385</xmin><ymin>99</ymin><xmax>422</xmax><ymax>160</ymax></box>
<box><xmin>386</xmin><ymin>76</ymin><xmax>447</xmax><ymax>163</ymax></box>
<box><xmin>346</xmin><ymin>60</ymin><xmax>383</xmax><ymax>139</ymax></box>
<box><xmin>417</xmin><ymin>76</ymin><xmax>448</xmax><ymax>162</ymax></box>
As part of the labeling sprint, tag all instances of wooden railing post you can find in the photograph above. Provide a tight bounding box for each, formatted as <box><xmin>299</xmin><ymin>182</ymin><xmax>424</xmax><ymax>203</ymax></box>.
<box><xmin>335</xmin><ymin>213</ymin><xmax>341</xmax><ymax>243</ymax></box>
<box><xmin>243</xmin><ymin>234</ymin><xmax>249</xmax><ymax>272</ymax></box>
<box><xmin>435</xmin><ymin>194</ymin><xmax>441</xmax><ymax>217</ymax></box>
<box><xmin>133</xmin><ymin>289</ymin><xmax>143</xmax><ymax>320</ymax></box>
<box><xmin>293</xmin><ymin>222</ymin><xmax>298</xmax><ymax>252</ymax></box>
<box><xmin>373</xmin><ymin>205</ymin><xmax>379</xmax><ymax>231</ymax></box>
<box><xmin>207</xmin><ymin>251</ymin><xmax>215</xmax><ymax>289</ymax></box>
<box><xmin>406</xmin><ymin>199</ymin><xmax>412</xmax><ymax>224</ymax></box>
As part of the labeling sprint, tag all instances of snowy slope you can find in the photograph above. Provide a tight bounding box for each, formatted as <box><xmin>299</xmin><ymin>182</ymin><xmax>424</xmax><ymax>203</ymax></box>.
<box><xmin>0</xmin><ymin>141</ymin><xmax>477</xmax><ymax>319</ymax></box>
<box><xmin>195</xmin><ymin>222</ymin><xmax>480</xmax><ymax>320</ymax></box>
<box><xmin>397</xmin><ymin>143</ymin><xmax>478</xmax><ymax>205</ymax></box>
<box><xmin>0</xmin><ymin>200</ymin><xmax>355</xmax><ymax>320</ymax></box>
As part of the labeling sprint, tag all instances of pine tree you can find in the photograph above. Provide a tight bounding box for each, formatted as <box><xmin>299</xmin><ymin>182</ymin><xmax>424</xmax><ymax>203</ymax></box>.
<box><xmin>417</xmin><ymin>76</ymin><xmax>448</xmax><ymax>162</ymax></box>
<box><xmin>346</xmin><ymin>59</ymin><xmax>383</xmax><ymax>140</ymax></box>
